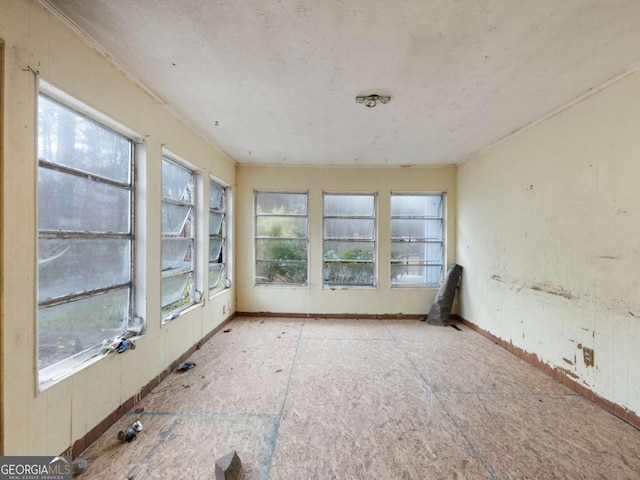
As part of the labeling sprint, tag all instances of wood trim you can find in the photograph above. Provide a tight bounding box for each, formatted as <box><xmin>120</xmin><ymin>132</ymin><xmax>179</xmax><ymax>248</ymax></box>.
<box><xmin>452</xmin><ymin>315</ymin><xmax>640</xmax><ymax>432</ymax></box>
<box><xmin>65</xmin><ymin>313</ymin><xmax>236</xmax><ymax>458</ymax></box>
<box><xmin>0</xmin><ymin>37</ymin><xmax>5</xmax><ymax>456</ymax></box>
<box><xmin>236</xmin><ymin>311</ymin><xmax>424</xmax><ymax>320</ymax></box>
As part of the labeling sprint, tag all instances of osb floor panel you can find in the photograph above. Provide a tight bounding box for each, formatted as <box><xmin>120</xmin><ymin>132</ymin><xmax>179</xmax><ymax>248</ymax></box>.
<box><xmin>78</xmin><ymin>318</ymin><xmax>640</xmax><ymax>479</ymax></box>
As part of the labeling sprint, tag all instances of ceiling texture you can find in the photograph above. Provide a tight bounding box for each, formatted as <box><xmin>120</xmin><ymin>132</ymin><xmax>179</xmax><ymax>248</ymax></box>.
<box><xmin>44</xmin><ymin>0</ymin><xmax>640</xmax><ymax>167</ymax></box>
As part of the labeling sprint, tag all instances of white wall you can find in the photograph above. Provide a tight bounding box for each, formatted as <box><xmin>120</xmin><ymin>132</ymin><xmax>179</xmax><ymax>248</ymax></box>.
<box><xmin>457</xmin><ymin>71</ymin><xmax>640</xmax><ymax>416</ymax></box>
<box><xmin>237</xmin><ymin>165</ymin><xmax>456</xmax><ymax>315</ymax></box>
<box><xmin>1</xmin><ymin>0</ymin><xmax>235</xmax><ymax>455</ymax></box>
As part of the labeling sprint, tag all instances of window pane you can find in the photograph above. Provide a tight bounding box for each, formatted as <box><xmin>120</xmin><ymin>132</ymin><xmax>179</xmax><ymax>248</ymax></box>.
<box><xmin>38</xmin><ymin>238</ymin><xmax>130</xmax><ymax>301</ymax></box>
<box><xmin>162</xmin><ymin>238</ymin><xmax>192</xmax><ymax>271</ymax></box>
<box><xmin>210</xmin><ymin>211</ymin><xmax>224</xmax><ymax>236</ymax></box>
<box><xmin>161</xmin><ymin>271</ymin><xmax>191</xmax><ymax>309</ymax></box>
<box><xmin>426</xmin><ymin>265</ymin><xmax>443</xmax><ymax>286</ymax></box>
<box><xmin>256</xmin><ymin>216</ymin><xmax>307</xmax><ymax>237</ymax></box>
<box><xmin>38</xmin><ymin>95</ymin><xmax>131</xmax><ymax>183</ymax></box>
<box><xmin>391</xmin><ymin>242</ymin><xmax>442</xmax><ymax>263</ymax></box>
<box><xmin>38</xmin><ymin>168</ymin><xmax>130</xmax><ymax>233</ymax></box>
<box><xmin>323</xmin><ymin>241</ymin><xmax>374</xmax><ymax>262</ymax></box>
<box><xmin>162</xmin><ymin>159</ymin><xmax>193</xmax><ymax>202</ymax></box>
<box><xmin>256</xmin><ymin>239</ymin><xmax>307</xmax><ymax>261</ymax></box>
<box><xmin>324</xmin><ymin>194</ymin><xmax>374</xmax><ymax>217</ymax></box>
<box><xmin>38</xmin><ymin>288</ymin><xmax>129</xmax><ymax>370</ymax></box>
<box><xmin>391</xmin><ymin>219</ymin><xmax>443</xmax><ymax>241</ymax></box>
<box><xmin>209</xmin><ymin>237</ymin><xmax>223</xmax><ymax>261</ymax></box>
<box><xmin>210</xmin><ymin>183</ymin><xmax>224</xmax><ymax>209</ymax></box>
<box><xmin>162</xmin><ymin>203</ymin><xmax>191</xmax><ymax>235</ymax></box>
<box><xmin>323</xmin><ymin>263</ymin><xmax>374</xmax><ymax>285</ymax></box>
<box><xmin>256</xmin><ymin>261</ymin><xmax>307</xmax><ymax>284</ymax></box>
<box><xmin>256</xmin><ymin>192</ymin><xmax>307</xmax><ymax>215</ymax></box>
<box><xmin>324</xmin><ymin>218</ymin><xmax>374</xmax><ymax>239</ymax></box>
<box><xmin>209</xmin><ymin>263</ymin><xmax>224</xmax><ymax>288</ymax></box>
<box><xmin>391</xmin><ymin>265</ymin><xmax>429</xmax><ymax>286</ymax></box>
<box><xmin>391</xmin><ymin>195</ymin><xmax>442</xmax><ymax>217</ymax></box>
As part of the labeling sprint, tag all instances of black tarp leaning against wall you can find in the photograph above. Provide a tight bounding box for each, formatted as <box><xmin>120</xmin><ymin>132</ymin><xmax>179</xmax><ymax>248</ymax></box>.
<box><xmin>427</xmin><ymin>263</ymin><xmax>463</xmax><ymax>326</ymax></box>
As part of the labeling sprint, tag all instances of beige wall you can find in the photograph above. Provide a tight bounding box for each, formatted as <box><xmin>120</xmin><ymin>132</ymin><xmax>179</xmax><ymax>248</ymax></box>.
<box><xmin>236</xmin><ymin>165</ymin><xmax>457</xmax><ymax>315</ymax></box>
<box><xmin>1</xmin><ymin>0</ymin><xmax>235</xmax><ymax>455</ymax></box>
<box><xmin>457</xmin><ymin>72</ymin><xmax>640</xmax><ymax>416</ymax></box>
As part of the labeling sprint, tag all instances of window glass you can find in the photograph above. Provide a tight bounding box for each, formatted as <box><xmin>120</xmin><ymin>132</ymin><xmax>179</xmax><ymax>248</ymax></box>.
<box><xmin>255</xmin><ymin>192</ymin><xmax>308</xmax><ymax>285</ymax></box>
<box><xmin>390</xmin><ymin>193</ymin><xmax>445</xmax><ymax>287</ymax></box>
<box><xmin>161</xmin><ymin>157</ymin><xmax>196</xmax><ymax>318</ymax></box>
<box><xmin>209</xmin><ymin>180</ymin><xmax>228</xmax><ymax>294</ymax></box>
<box><xmin>323</xmin><ymin>193</ymin><xmax>376</xmax><ymax>286</ymax></box>
<box><xmin>37</xmin><ymin>94</ymin><xmax>135</xmax><ymax>380</ymax></box>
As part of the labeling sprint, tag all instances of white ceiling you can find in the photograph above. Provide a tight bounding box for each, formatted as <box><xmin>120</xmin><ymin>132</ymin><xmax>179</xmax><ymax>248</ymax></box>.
<box><xmin>46</xmin><ymin>0</ymin><xmax>640</xmax><ymax>166</ymax></box>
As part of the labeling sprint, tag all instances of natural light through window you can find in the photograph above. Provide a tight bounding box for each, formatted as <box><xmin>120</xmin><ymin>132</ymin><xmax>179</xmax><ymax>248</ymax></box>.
<box><xmin>390</xmin><ymin>193</ymin><xmax>445</xmax><ymax>287</ymax></box>
<box><xmin>37</xmin><ymin>93</ymin><xmax>135</xmax><ymax>385</ymax></box>
<box><xmin>161</xmin><ymin>156</ymin><xmax>198</xmax><ymax>320</ymax></box>
<box><xmin>323</xmin><ymin>193</ymin><xmax>377</xmax><ymax>287</ymax></box>
<box><xmin>254</xmin><ymin>192</ymin><xmax>308</xmax><ymax>285</ymax></box>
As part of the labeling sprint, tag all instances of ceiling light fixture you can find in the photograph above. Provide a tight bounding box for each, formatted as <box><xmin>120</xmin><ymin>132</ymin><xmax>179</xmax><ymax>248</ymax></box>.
<box><xmin>356</xmin><ymin>94</ymin><xmax>391</xmax><ymax>108</ymax></box>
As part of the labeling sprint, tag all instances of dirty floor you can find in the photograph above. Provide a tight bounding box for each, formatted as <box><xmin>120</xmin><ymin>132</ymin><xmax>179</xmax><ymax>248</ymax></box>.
<box><xmin>78</xmin><ymin>317</ymin><xmax>640</xmax><ymax>479</ymax></box>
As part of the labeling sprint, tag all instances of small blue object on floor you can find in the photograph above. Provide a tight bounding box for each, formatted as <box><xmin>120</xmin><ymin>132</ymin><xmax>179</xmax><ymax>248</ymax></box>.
<box><xmin>177</xmin><ymin>361</ymin><xmax>196</xmax><ymax>372</ymax></box>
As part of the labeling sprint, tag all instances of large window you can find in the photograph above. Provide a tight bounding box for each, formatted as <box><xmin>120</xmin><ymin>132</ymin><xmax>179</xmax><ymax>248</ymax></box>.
<box><xmin>254</xmin><ymin>192</ymin><xmax>308</xmax><ymax>285</ymax></box>
<box><xmin>37</xmin><ymin>93</ymin><xmax>136</xmax><ymax>384</ymax></box>
<box><xmin>323</xmin><ymin>193</ymin><xmax>376</xmax><ymax>286</ymax></box>
<box><xmin>209</xmin><ymin>179</ymin><xmax>227</xmax><ymax>294</ymax></box>
<box><xmin>390</xmin><ymin>193</ymin><xmax>445</xmax><ymax>287</ymax></box>
<box><xmin>161</xmin><ymin>156</ymin><xmax>198</xmax><ymax>319</ymax></box>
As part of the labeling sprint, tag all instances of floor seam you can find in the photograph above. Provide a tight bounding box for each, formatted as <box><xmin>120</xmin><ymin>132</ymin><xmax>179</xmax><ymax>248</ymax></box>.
<box><xmin>265</xmin><ymin>318</ymin><xmax>305</xmax><ymax>479</ymax></box>
<box><xmin>383</xmin><ymin>323</ymin><xmax>498</xmax><ymax>480</ymax></box>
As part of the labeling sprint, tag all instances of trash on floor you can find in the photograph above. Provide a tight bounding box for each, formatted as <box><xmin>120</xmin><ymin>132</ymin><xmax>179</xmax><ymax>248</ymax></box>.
<box><xmin>72</xmin><ymin>458</ymin><xmax>87</xmax><ymax>476</ymax></box>
<box><xmin>215</xmin><ymin>450</ymin><xmax>242</xmax><ymax>480</ymax></box>
<box><xmin>177</xmin><ymin>361</ymin><xmax>196</xmax><ymax>372</ymax></box>
<box><xmin>118</xmin><ymin>421</ymin><xmax>143</xmax><ymax>443</ymax></box>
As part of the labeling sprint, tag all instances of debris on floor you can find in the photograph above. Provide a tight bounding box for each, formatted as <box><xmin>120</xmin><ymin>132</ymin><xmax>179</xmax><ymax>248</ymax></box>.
<box><xmin>177</xmin><ymin>361</ymin><xmax>196</xmax><ymax>372</ymax></box>
<box><xmin>223</xmin><ymin>328</ymin><xmax>232</xmax><ymax>333</ymax></box>
<box><xmin>118</xmin><ymin>421</ymin><xmax>143</xmax><ymax>443</ymax></box>
<box><xmin>215</xmin><ymin>450</ymin><xmax>242</xmax><ymax>480</ymax></box>
<box><xmin>72</xmin><ymin>458</ymin><xmax>87</xmax><ymax>477</ymax></box>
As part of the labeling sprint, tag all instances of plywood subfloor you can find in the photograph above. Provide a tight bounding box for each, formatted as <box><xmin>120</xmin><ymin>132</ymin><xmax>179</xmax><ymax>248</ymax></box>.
<box><xmin>78</xmin><ymin>318</ymin><xmax>640</xmax><ymax>479</ymax></box>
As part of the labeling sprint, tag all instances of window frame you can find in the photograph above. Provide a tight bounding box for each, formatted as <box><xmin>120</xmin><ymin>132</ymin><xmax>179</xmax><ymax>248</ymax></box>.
<box><xmin>36</xmin><ymin>81</ymin><xmax>144</xmax><ymax>389</ymax></box>
<box><xmin>161</xmin><ymin>153</ymin><xmax>202</xmax><ymax>322</ymax></box>
<box><xmin>390</xmin><ymin>192</ymin><xmax>446</xmax><ymax>288</ymax></box>
<box><xmin>209</xmin><ymin>177</ymin><xmax>230</xmax><ymax>296</ymax></box>
<box><xmin>322</xmin><ymin>192</ymin><xmax>378</xmax><ymax>288</ymax></box>
<box><xmin>254</xmin><ymin>191</ymin><xmax>309</xmax><ymax>286</ymax></box>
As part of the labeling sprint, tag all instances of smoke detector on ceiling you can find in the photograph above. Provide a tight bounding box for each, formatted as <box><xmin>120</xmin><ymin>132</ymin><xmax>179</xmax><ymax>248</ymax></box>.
<box><xmin>356</xmin><ymin>94</ymin><xmax>391</xmax><ymax>108</ymax></box>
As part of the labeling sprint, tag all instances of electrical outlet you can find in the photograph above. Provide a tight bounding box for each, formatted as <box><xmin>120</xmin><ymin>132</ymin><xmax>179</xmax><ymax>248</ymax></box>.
<box><xmin>583</xmin><ymin>347</ymin><xmax>594</xmax><ymax>367</ymax></box>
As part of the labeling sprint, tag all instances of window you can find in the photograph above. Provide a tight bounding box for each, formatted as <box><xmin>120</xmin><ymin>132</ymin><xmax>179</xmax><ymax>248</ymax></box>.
<box><xmin>254</xmin><ymin>192</ymin><xmax>308</xmax><ymax>285</ymax></box>
<box><xmin>390</xmin><ymin>193</ymin><xmax>445</xmax><ymax>287</ymax></box>
<box><xmin>161</xmin><ymin>156</ymin><xmax>198</xmax><ymax>319</ymax></box>
<box><xmin>323</xmin><ymin>193</ymin><xmax>376</xmax><ymax>286</ymax></box>
<box><xmin>37</xmin><ymin>93</ymin><xmax>136</xmax><ymax>384</ymax></box>
<box><xmin>209</xmin><ymin>179</ymin><xmax>228</xmax><ymax>294</ymax></box>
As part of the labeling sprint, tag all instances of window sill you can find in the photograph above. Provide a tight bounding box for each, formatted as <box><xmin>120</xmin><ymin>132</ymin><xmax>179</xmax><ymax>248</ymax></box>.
<box><xmin>162</xmin><ymin>301</ymin><xmax>203</xmax><ymax>324</ymax></box>
<box><xmin>39</xmin><ymin>334</ymin><xmax>145</xmax><ymax>392</ymax></box>
<box><xmin>322</xmin><ymin>285</ymin><xmax>378</xmax><ymax>290</ymax></box>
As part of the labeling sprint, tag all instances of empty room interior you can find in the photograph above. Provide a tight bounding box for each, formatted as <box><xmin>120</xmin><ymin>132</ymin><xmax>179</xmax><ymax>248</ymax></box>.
<box><xmin>2</xmin><ymin>0</ymin><xmax>640</xmax><ymax>478</ymax></box>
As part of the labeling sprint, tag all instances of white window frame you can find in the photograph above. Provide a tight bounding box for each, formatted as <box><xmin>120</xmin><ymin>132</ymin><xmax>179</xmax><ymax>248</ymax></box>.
<box><xmin>161</xmin><ymin>152</ymin><xmax>202</xmax><ymax>322</ymax></box>
<box><xmin>323</xmin><ymin>192</ymin><xmax>378</xmax><ymax>287</ymax></box>
<box><xmin>254</xmin><ymin>191</ymin><xmax>309</xmax><ymax>286</ymax></box>
<box><xmin>209</xmin><ymin>177</ymin><xmax>230</xmax><ymax>296</ymax></box>
<box><xmin>37</xmin><ymin>81</ymin><xmax>145</xmax><ymax>389</ymax></box>
<box><xmin>390</xmin><ymin>192</ymin><xmax>446</xmax><ymax>288</ymax></box>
